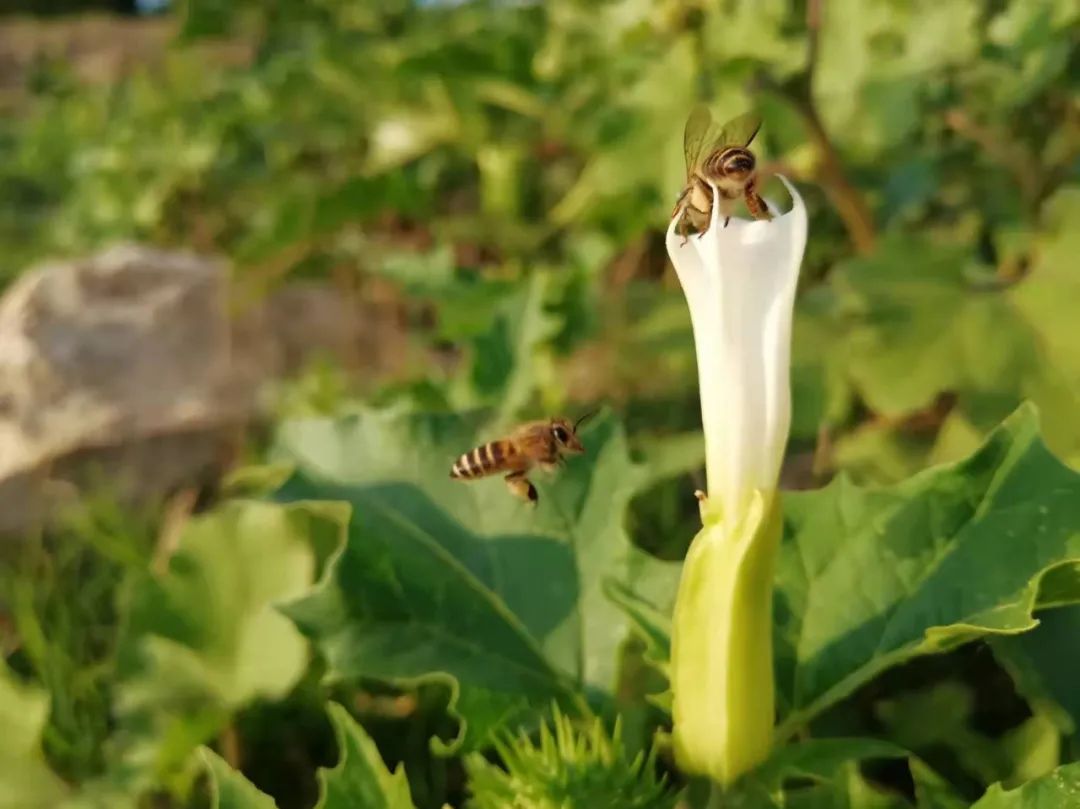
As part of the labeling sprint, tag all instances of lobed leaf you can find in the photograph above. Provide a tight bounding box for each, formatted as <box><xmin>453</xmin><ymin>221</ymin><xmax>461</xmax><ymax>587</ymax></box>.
<box><xmin>115</xmin><ymin>500</ymin><xmax>350</xmax><ymax>780</ymax></box>
<box><xmin>0</xmin><ymin>662</ymin><xmax>69</xmax><ymax>809</ymax></box>
<box><xmin>721</xmin><ymin>737</ymin><xmax>963</xmax><ymax>809</ymax></box>
<box><xmin>992</xmin><ymin>604</ymin><xmax>1080</xmax><ymax>742</ymax></box>
<box><xmin>317</xmin><ymin>703</ymin><xmax>416</xmax><ymax>809</ymax></box>
<box><xmin>971</xmin><ymin>761</ymin><xmax>1080</xmax><ymax>809</ymax></box>
<box><xmin>276</xmin><ymin>407</ymin><xmax>674</xmax><ymax>750</ymax></box>
<box><xmin>202</xmin><ymin>749</ymin><xmax>277</xmax><ymax>809</ymax></box>
<box><xmin>775</xmin><ymin>404</ymin><xmax>1080</xmax><ymax>733</ymax></box>
<box><xmin>200</xmin><ymin>703</ymin><xmax>417</xmax><ymax>809</ymax></box>
<box><xmin>611</xmin><ymin>405</ymin><xmax>1080</xmax><ymax>738</ymax></box>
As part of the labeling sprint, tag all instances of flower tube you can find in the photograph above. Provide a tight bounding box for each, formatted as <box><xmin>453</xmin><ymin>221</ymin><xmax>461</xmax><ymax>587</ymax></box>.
<box><xmin>665</xmin><ymin>178</ymin><xmax>807</xmax><ymax>785</ymax></box>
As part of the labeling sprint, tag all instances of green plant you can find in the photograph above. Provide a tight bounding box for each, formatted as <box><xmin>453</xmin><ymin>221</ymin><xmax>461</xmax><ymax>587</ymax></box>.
<box><xmin>1</xmin><ymin>0</ymin><xmax>1079</xmax><ymax>807</ymax></box>
<box><xmin>0</xmin><ymin>495</ymin><xmax>157</xmax><ymax>783</ymax></box>
<box><xmin>464</xmin><ymin>708</ymin><xmax>675</xmax><ymax>809</ymax></box>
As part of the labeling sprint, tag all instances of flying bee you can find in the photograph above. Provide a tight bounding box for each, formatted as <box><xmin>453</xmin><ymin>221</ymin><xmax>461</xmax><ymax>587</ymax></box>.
<box><xmin>449</xmin><ymin>413</ymin><xmax>594</xmax><ymax>504</ymax></box>
<box><xmin>672</xmin><ymin>105</ymin><xmax>771</xmax><ymax>242</ymax></box>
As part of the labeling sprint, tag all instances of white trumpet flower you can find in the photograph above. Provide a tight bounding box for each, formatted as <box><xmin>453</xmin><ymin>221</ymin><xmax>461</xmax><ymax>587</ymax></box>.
<box><xmin>665</xmin><ymin>177</ymin><xmax>807</xmax><ymax>786</ymax></box>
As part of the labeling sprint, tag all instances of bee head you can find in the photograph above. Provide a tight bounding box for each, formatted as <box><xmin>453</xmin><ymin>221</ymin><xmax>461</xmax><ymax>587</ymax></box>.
<box><xmin>551</xmin><ymin>417</ymin><xmax>586</xmax><ymax>454</ymax></box>
<box><xmin>721</xmin><ymin>149</ymin><xmax>755</xmax><ymax>179</ymax></box>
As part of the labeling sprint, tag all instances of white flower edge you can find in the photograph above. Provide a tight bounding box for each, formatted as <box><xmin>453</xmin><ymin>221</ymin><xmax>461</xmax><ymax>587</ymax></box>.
<box><xmin>664</xmin><ymin>176</ymin><xmax>807</xmax><ymax>524</ymax></box>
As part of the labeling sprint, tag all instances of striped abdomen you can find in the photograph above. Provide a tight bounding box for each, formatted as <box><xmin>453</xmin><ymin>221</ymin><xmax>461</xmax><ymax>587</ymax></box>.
<box><xmin>450</xmin><ymin>441</ymin><xmax>520</xmax><ymax>480</ymax></box>
<box><xmin>702</xmin><ymin>146</ymin><xmax>754</xmax><ymax>177</ymax></box>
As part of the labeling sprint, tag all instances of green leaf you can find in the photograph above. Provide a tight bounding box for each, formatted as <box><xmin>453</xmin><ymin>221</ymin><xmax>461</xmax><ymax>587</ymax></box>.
<box><xmin>1008</xmin><ymin>189</ymin><xmax>1080</xmax><ymax>370</ymax></box>
<box><xmin>815</xmin><ymin>0</ymin><xmax>979</xmax><ymax>154</ymax></box>
<box><xmin>317</xmin><ymin>703</ymin><xmax>416</xmax><ymax>809</ymax></box>
<box><xmin>993</xmin><ymin>605</ymin><xmax>1080</xmax><ymax>740</ymax></box>
<box><xmin>549</xmin><ymin>39</ymin><xmax>697</xmax><ymax>230</ymax></box>
<box><xmin>614</xmin><ymin>405</ymin><xmax>1080</xmax><ymax>738</ymax></box>
<box><xmin>221</xmin><ymin>463</ymin><xmax>298</xmax><ymax>499</ymax></box>
<box><xmin>603</xmin><ymin>580</ymin><xmax>675</xmax><ymax>718</ymax></box>
<box><xmin>791</xmin><ymin>289</ymin><xmax>854</xmax><ymax>440</ymax></box>
<box><xmin>830</xmin><ymin>239</ymin><xmax>1034</xmax><ymax>418</ymax></box>
<box><xmin>458</xmin><ymin>271</ymin><xmax>564</xmax><ymax>426</ymax></box>
<box><xmin>1006</xmin><ymin>188</ymin><xmax>1080</xmax><ymax>467</ymax></box>
<box><xmin>820</xmin><ymin>194</ymin><xmax>1080</xmax><ymax>482</ymax></box>
<box><xmin>776</xmin><ymin>404</ymin><xmax>1080</xmax><ymax>734</ymax></box>
<box><xmin>972</xmin><ymin>762</ymin><xmax>1080</xmax><ymax>808</ymax></box>
<box><xmin>181</xmin><ymin>0</ymin><xmax>239</xmax><ymax>39</ymax></box>
<box><xmin>631</xmin><ymin>432</ymin><xmax>706</xmax><ymax>488</ymax></box>
<box><xmin>723</xmin><ymin>738</ymin><xmax>959</xmax><ymax>809</ymax></box>
<box><xmin>603</xmin><ymin>580</ymin><xmax>672</xmax><ymax>672</ymax></box>
<box><xmin>116</xmin><ymin>500</ymin><xmax>350</xmax><ymax>780</ymax></box>
<box><xmin>876</xmin><ymin>681</ymin><xmax>1059</xmax><ymax>788</ymax></box>
<box><xmin>201</xmin><ymin>749</ymin><xmax>278</xmax><ymax>809</ymax></box>
<box><xmin>751</xmin><ymin>738</ymin><xmax>909</xmax><ymax>788</ymax></box>
<box><xmin>276</xmin><ymin>407</ymin><xmax>672</xmax><ymax>750</ymax></box>
<box><xmin>373</xmin><ymin>245</ymin><xmax>457</xmax><ymax>295</ymax></box>
<box><xmin>911</xmin><ymin>760</ymin><xmax>971</xmax><ymax>809</ymax></box>
<box><xmin>408</xmin><ymin>270</ymin><xmax>565</xmax><ymax>421</ymax></box>
<box><xmin>200</xmin><ymin>704</ymin><xmax>416</xmax><ymax>809</ymax></box>
<box><xmin>0</xmin><ymin>662</ymin><xmax>68</xmax><ymax>809</ymax></box>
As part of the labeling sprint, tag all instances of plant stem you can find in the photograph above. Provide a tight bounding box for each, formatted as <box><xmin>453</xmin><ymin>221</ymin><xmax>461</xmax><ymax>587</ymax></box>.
<box><xmin>706</xmin><ymin>782</ymin><xmax>727</xmax><ymax>809</ymax></box>
<box><xmin>220</xmin><ymin>723</ymin><xmax>242</xmax><ymax>769</ymax></box>
<box><xmin>798</xmin><ymin>102</ymin><xmax>877</xmax><ymax>255</ymax></box>
<box><xmin>764</xmin><ymin>0</ymin><xmax>877</xmax><ymax>255</ymax></box>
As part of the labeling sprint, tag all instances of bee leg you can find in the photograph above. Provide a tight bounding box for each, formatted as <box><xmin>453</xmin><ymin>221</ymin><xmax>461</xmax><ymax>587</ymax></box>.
<box><xmin>723</xmin><ymin>216</ymin><xmax>731</xmax><ymax>228</ymax></box>
<box><xmin>744</xmin><ymin>182</ymin><xmax>773</xmax><ymax>222</ymax></box>
<box><xmin>675</xmin><ymin>213</ymin><xmax>690</xmax><ymax>246</ymax></box>
<box><xmin>538</xmin><ymin>459</ymin><xmax>561</xmax><ymax>476</ymax></box>
<box><xmin>505</xmin><ymin>471</ymin><xmax>538</xmax><ymax>505</ymax></box>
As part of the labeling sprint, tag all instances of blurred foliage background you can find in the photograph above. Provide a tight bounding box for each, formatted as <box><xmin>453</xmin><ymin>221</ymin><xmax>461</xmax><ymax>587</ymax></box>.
<box><xmin>1</xmin><ymin>0</ymin><xmax>1077</xmax><ymax>483</ymax></box>
<box><xmin>0</xmin><ymin>0</ymin><xmax>1077</xmax><ymax>807</ymax></box>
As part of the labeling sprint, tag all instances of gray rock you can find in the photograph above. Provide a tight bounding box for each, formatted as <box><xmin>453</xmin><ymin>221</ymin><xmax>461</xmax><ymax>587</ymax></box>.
<box><xmin>0</xmin><ymin>245</ymin><xmax>253</xmax><ymax>536</ymax></box>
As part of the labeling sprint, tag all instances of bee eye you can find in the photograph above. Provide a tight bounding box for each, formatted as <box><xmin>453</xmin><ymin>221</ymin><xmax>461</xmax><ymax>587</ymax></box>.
<box><xmin>553</xmin><ymin>426</ymin><xmax>569</xmax><ymax>444</ymax></box>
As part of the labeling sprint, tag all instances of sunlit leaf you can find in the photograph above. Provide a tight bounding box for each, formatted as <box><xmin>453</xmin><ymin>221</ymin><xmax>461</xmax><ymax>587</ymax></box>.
<box><xmin>971</xmin><ymin>761</ymin><xmax>1080</xmax><ymax>809</ymax></box>
<box><xmin>993</xmin><ymin>604</ymin><xmax>1080</xmax><ymax>742</ymax></box>
<box><xmin>815</xmin><ymin>0</ymin><xmax>979</xmax><ymax>154</ymax></box>
<box><xmin>614</xmin><ymin>405</ymin><xmax>1080</xmax><ymax>738</ymax></box>
<box><xmin>276</xmin><ymin>408</ymin><xmax>673</xmax><ymax>750</ymax></box>
<box><xmin>116</xmin><ymin>501</ymin><xmax>349</xmax><ymax>780</ymax></box>
<box><xmin>776</xmin><ymin>404</ymin><xmax>1080</xmax><ymax>732</ymax></box>
<box><xmin>459</xmin><ymin>271</ymin><xmax>564</xmax><ymax>425</ymax></box>
<box><xmin>821</xmin><ymin>229</ymin><xmax>1080</xmax><ymax>481</ymax></box>
<box><xmin>0</xmin><ymin>662</ymin><xmax>68</xmax><ymax>809</ymax></box>
<box><xmin>202</xmin><ymin>749</ymin><xmax>277</xmax><ymax>809</ymax></box>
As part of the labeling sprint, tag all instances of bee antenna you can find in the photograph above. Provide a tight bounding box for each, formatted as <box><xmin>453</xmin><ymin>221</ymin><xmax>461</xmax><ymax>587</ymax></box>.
<box><xmin>573</xmin><ymin>409</ymin><xmax>600</xmax><ymax>432</ymax></box>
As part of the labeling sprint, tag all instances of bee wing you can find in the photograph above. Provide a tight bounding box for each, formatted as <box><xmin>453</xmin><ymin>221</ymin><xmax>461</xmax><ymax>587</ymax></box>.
<box><xmin>510</xmin><ymin>420</ymin><xmax>554</xmax><ymax>459</ymax></box>
<box><xmin>717</xmin><ymin>111</ymin><xmax>763</xmax><ymax>148</ymax></box>
<box><xmin>510</xmin><ymin>420</ymin><xmax>549</xmax><ymax>443</ymax></box>
<box><xmin>683</xmin><ymin>104</ymin><xmax>721</xmax><ymax>175</ymax></box>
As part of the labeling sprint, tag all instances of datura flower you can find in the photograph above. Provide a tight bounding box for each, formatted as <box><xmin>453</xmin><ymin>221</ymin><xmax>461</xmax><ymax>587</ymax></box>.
<box><xmin>665</xmin><ymin>177</ymin><xmax>807</xmax><ymax>786</ymax></box>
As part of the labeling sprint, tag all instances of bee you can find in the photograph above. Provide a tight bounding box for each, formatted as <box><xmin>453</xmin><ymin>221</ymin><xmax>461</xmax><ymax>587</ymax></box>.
<box><xmin>449</xmin><ymin>413</ymin><xmax>594</xmax><ymax>504</ymax></box>
<box><xmin>672</xmin><ymin>105</ymin><xmax>771</xmax><ymax>241</ymax></box>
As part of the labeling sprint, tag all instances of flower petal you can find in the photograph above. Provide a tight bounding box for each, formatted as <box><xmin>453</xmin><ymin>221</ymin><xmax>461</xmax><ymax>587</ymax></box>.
<box><xmin>666</xmin><ymin>177</ymin><xmax>806</xmax><ymax>521</ymax></box>
<box><xmin>666</xmin><ymin>175</ymin><xmax>807</xmax><ymax>785</ymax></box>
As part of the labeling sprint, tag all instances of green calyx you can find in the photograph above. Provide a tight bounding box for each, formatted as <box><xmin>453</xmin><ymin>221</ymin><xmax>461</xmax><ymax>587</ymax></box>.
<box><xmin>670</xmin><ymin>489</ymin><xmax>782</xmax><ymax>787</ymax></box>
